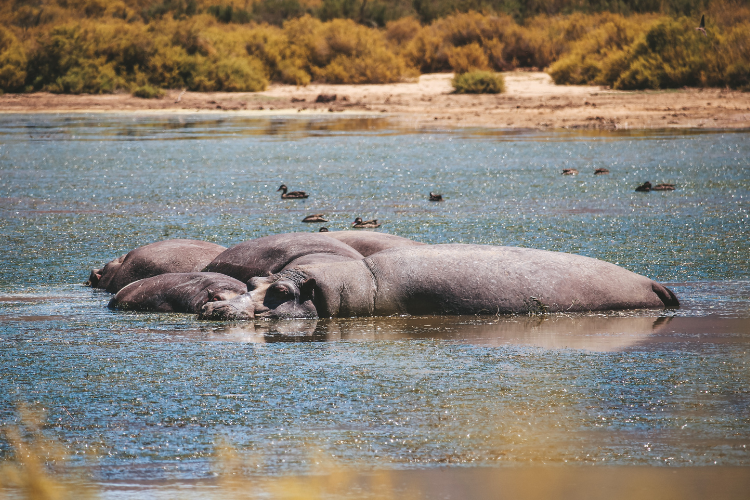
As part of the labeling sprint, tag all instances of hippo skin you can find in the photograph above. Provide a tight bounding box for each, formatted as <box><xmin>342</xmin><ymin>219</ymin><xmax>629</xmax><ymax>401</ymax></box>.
<box><xmin>88</xmin><ymin>239</ymin><xmax>227</xmax><ymax>294</ymax></box>
<box><xmin>199</xmin><ymin>244</ymin><xmax>678</xmax><ymax>320</ymax></box>
<box><xmin>322</xmin><ymin>231</ymin><xmax>424</xmax><ymax>257</ymax></box>
<box><xmin>109</xmin><ymin>272</ymin><xmax>247</xmax><ymax>313</ymax></box>
<box><xmin>202</xmin><ymin>233</ymin><xmax>364</xmax><ymax>283</ymax></box>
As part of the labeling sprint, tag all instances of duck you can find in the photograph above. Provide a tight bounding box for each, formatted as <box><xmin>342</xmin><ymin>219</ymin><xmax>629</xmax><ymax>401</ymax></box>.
<box><xmin>277</xmin><ymin>184</ymin><xmax>309</xmax><ymax>199</ymax></box>
<box><xmin>352</xmin><ymin>217</ymin><xmax>381</xmax><ymax>228</ymax></box>
<box><xmin>635</xmin><ymin>181</ymin><xmax>652</xmax><ymax>192</ymax></box>
<box><xmin>594</xmin><ymin>168</ymin><xmax>610</xmax><ymax>175</ymax></box>
<box><xmin>318</xmin><ymin>227</ymin><xmax>329</xmax><ymax>232</ymax></box>
<box><xmin>653</xmin><ymin>183</ymin><xmax>675</xmax><ymax>191</ymax></box>
<box><xmin>562</xmin><ymin>168</ymin><xmax>579</xmax><ymax>175</ymax></box>
<box><xmin>302</xmin><ymin>214</ymin><xmax>328</xmax><ymax>223</ymax></box>
<box><xmin>429</xmin><ymin>192</ymin><xmax>444</xmax><ymax>202</ymax></box>
<box><xmin>695</xmin><ymin>14</ymin><xmax>707</xmax><ymax>36</ymax></box>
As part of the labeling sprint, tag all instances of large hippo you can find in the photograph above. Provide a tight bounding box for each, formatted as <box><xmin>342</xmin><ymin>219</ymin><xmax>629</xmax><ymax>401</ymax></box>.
<box><xmin>109</xmin><ymin>272</ymin><xmax>247</xmax><ymax>313</ymax></box>
<box><xmin>322</xmin><ymin>231</ymin><xmax>424</xmax><ymax>257</ymax></box>
<box><xmin>88</xmin><ymin>239</ymin><xmax>227</xmax><ymax>294</ymax></box>
<box><xmin>202</xmin><ymin>233</ymin><xmax>364</xmax><ymax>283</ymax></box>
<box><xmin>198</xmin><ymin>245</ymin><xmax>678</xmax><ymax>320</ymax></box>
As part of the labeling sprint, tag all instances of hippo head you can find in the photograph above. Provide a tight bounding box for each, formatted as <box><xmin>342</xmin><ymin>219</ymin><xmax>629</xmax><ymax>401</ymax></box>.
<box><xmin>198</xmin><ymin>269</ymin><xmax>318</xmax><ymax>320</ymax></box>
<box><xmin>85</xmin><ymin>268</ymin><xmax>102</xmax><ymax>287</ymax></box>
<box><xmin>95</xmin><ymin>254</ymin><xmax>126</xmax><ymax>290</ymax></box>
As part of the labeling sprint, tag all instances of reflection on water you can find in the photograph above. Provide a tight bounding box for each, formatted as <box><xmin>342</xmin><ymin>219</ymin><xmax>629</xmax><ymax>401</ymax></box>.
<box><xmin>201</xmin><ymin>315</ymin><xmax>678</xmax><ymax>352</ymax></box>
<box><xmin>0</xmin><ymin>116</ymin><xmax>749</xmax><ymax>493</ymax></box>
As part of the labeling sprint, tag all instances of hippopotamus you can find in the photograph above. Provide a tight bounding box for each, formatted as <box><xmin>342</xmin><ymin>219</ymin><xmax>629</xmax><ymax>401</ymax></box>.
<box><xmin>202</xmin><ymin>233</ymin><xmax>364</xmax><ymax>283</ymax></box>
<box><xmin>322</xmin><ymin>231</ymin><xmax>424</xmax><ymax>257</ymax></box>
<box><xmin>88</xmin><ymin>239</ymin><xmax>227</xmax><ymax>294</ymax></box>
<box><xmin>198</xmin><ymin>244</ymin><xmax>678</xmax><ymax>320</ymax></box>
<box><xmin>109</xmin><ymin>272</ymin><xmax>247</xmax><ymax>313</ymax></box>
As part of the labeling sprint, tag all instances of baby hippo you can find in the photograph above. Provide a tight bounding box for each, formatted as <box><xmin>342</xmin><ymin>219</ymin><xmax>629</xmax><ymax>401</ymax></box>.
<box><xmin>109</xmin><ymin>272</ymin><xmax>247</xmax><ymax>313</ymax></box>
<box><xmin>198</xmin><ymin>244</ymin><xmax>678</xmax><ymax>320</ymax></box>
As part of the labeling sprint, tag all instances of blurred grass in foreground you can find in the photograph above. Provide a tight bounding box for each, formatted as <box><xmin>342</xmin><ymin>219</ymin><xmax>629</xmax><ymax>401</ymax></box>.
<box><xmin>0</xmin><ymin>1</ymin><xmax>748</xmax><ymax>94</ymax></box>
<box><xmin>2</xmin><ymin>406</ymin><xmax>750</xmax><ymax>500</ymax></box>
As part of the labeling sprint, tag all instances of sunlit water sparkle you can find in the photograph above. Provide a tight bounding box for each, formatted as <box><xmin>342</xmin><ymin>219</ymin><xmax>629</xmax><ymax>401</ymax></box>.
<box><xmin>1</xmin><ymin>114</ymin><xmax>748</xmax><ymax>486</ymax></box>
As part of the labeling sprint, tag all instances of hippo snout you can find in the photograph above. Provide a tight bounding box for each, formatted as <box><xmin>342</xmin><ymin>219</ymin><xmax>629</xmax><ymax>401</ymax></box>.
<box><xmin>198</xmin><ymin>299</ymin><xmax>254</xmax><ymax>320</ymax></box>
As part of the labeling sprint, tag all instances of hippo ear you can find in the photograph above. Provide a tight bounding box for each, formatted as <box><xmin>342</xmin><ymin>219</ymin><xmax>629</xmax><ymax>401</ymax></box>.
<box><xmin>300</xmin><ymin>278</ymin><xmax>316</xmax><ymax>301</ymax></box>
<box><xmin>248</xmin><ymin>277</ymin><xmax>265</xmax><ymax>290</ymax></box>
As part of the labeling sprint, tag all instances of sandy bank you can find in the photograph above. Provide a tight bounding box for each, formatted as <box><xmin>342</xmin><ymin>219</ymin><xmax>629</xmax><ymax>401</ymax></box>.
<box><xmin>1</xmin><ymin>72</ymin><xmax>749</xmax><ymax>130</ymax></box>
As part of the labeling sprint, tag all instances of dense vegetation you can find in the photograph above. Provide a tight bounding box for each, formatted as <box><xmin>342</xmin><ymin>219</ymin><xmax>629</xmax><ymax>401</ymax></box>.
<box><xmin>0</xmin><ymin>0</ymin><xmax>747</xmax><ymax>94</ymax></box>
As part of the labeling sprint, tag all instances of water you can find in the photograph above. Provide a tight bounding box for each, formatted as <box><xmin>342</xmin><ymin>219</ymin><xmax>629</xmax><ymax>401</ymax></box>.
<box><xmin>1</xmin><ymin>114</ymin><xmax>749</xmax><ymax>489</ymax></box>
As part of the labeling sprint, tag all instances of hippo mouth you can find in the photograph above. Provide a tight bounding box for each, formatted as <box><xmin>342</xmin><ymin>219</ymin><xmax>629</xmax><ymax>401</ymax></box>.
<box><xmin>198</xmin><ymin>300</ymin><xmax>254</xmax><ymax>320</ymax></box>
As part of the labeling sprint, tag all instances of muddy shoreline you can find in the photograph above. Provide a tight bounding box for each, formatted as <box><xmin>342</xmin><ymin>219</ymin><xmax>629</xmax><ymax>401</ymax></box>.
<box><xmin>1</xmin><ymin>72</ymin><xmax>749</xmax><ymax>130</ymax></box>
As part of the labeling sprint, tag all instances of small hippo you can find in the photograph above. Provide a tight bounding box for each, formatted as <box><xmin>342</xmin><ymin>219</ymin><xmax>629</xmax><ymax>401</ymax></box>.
<box><xmin>322</xmin><ymin>231</ymin><xmax>425</xmax><ymax>257</ymax></box>
<box><xmin>199</xmin><ymin>245</ymin><xmax>678</xmax><ymax>320</ymax></box>
<box><xmin>88</xmin><ymin>239</ymin><xmax>227</xmax><ymax>294</ymax></box>
<box><xmin>202</xmin><ymin>233</ymin><xmax>364</xmax><ymax>283</ymax></box>
<box><xmin>109</xmin><ymin>272</ymin><xmax>247</xmax><ymax>313</ymax></box>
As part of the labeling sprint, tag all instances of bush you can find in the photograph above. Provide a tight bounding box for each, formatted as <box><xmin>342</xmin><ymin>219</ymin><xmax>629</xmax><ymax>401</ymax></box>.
<box><xmin>452</xmin><ymin>70</ymin><xmax>505</xmax><ymax>93</ymax></box>
<box><xmin>1</xmin><ymin>2</ymin><xmax>749</xmax><ymax>94</ymax></box>
<box><xmin>132</xmin><ymin>83</ymin><xmax>165</xmax><ymax>98</ymax></box>
<box><xmin>0</xmin><ymin>27</ymin><xmax>27</xmax><ymax>91</ymax></box>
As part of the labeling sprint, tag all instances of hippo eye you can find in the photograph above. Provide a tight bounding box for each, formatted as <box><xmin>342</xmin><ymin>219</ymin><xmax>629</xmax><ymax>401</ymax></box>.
<box><xmin>271</xmin><ymin>284</ymin><xmax>292</xmax><ymax>297</ymax></box>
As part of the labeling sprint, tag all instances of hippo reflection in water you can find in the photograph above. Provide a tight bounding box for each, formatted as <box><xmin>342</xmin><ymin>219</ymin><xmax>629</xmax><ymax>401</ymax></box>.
<box><xmin>199</xmin><ymin>245</ymin><xmax>678</xmax><ymax>320</ymax></box>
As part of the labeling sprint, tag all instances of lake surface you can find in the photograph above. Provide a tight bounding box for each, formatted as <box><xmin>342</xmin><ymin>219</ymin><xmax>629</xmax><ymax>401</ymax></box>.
<box><xmin>0</xmin><ymin>114</ymin><xmax>748</xmax><ymax>494</ymax></box>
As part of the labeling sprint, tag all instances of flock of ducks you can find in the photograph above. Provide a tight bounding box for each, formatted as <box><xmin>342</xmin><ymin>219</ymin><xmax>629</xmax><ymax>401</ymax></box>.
<box><xmin>282</xmin><ymin>163</ymin><xmax>676</xmax><ymax>228</ymax></box>
<box><xmin>278</xmin><ymin>184</ymin><xmax>443</xmax><ymax>230</ymax></box>
<box><xmin>560</xmin><ymin>170</ymin><xmax>675</xmax><ymax>192</ymax></box>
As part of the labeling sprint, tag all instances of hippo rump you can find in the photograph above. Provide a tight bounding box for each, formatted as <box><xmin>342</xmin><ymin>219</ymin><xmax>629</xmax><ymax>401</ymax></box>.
<box><xmin>88</xmin><ymin>239</ymin><xmax>227</xmax><ymax>294</ymax></box>
<box><xmin>202</xmin><ymin>233</ymin><xmax>364</xmax><ymax>283</ymax></box>
<box><xmin>322</xmin><ymin>231</ymin><xmax>424</xmax><ymax>257</ymax></box>
<box><xmin>109</xmin><ymin>272</ymin><xmax>247</xmax><ymax>313</ymax></box>
<box><xmin>199</xmin><ymin>244</ymin><xmax>678</xmax><ymax>320</ymax></box>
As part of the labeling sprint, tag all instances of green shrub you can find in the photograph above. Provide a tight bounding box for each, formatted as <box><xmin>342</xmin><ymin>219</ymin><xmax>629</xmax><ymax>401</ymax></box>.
<box><xmin>452</xmin><ymin>70</ymin><xmax>505</xmax><ymax>93</ymax></box>
<box><xmin>0</xmin><ymin>27</ymin><xmax>27</xmax><ymax>91</ymax></box>
<box><xmin>132</xmin><ymin>83</ymin><xmax>165</xmax><ymax>98</ymax></box>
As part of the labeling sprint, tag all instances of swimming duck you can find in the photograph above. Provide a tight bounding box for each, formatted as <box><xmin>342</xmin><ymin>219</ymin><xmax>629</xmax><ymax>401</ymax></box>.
<box><xmin>594</xmin><ymin>168</ymin><xmax>610</xmax><ymax>175</ymax></box>
<box><xmin>352</xmin><ymin>217</ymin><xmax>381</xmax><ymax>228</ymax></box>
<box><xmin>302</xmin><ymin>214</ymin><xmax>328</xmax><ymax>223</ymax></box>
<box><xmin>278</xmin><ymin>184</ymin><xmax>309</xmax><ymax>199</ymax></box>
<box><xmin>429</xmin><ymin>192</ymin><xmax>444</xmax><ymax>202</ymax></box>
<box><xmin>562</xmin><ymin>168</ymin><xmax>579</xmax><ymax>175</ymax></box>
<box><xmin>653</xmin><ymin>183</ymin><xmax>675</xmax><ymax>191</ymax></box>
<box><xmin>635</xmin><ymin>181</ymin><xmax>652</xmax><ymax>192</ymax></box>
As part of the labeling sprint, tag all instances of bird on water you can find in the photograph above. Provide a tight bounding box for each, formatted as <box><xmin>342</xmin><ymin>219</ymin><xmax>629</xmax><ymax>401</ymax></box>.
<box><xmin>278</xmin><ymin>184</ymin><xmax>309</xmax><ymax>199</ymax></box>
<box><xmin>352</xmin><ymin>217</ymin><xmax>381</xmax><ymax>228</ymax></box>
<box><xmin>302</xmin><ymin>214</ymin><xmax>328</xmax><ymax>223</ymax></box>
<box><xmin>429</xmin><ymin>192</ymin><xmax>444</xmax><ymax>201</ymax></box>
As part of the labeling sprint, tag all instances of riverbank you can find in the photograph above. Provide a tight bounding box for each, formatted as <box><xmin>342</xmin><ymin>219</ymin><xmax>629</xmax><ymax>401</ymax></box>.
<box><xmin>1</xmin><ymin>72</ymin><xmax>749</xmax><ymax>130</ymax></box>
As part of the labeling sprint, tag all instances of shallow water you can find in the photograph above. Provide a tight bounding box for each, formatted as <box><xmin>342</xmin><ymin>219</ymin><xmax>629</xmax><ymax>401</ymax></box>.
<box><xmin>0</xmin><ymin>115</ymin><xmax>749</xmax><ymax>489</ymax></box>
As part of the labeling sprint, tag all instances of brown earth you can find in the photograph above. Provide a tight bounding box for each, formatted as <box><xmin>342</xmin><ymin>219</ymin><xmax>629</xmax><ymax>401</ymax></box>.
<box><xmin>1</xmin><ymin>72</ymin><xmax>749</xmax><ymax>130</ymax></box>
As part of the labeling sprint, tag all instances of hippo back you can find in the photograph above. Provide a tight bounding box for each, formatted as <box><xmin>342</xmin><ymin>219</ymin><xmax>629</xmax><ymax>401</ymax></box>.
<box><xmin>323</xmin><ymin>231</ymin><xmax>424</xmax><ymax>257</ymax></box>
<box><xmin>362</xmin><ymin>244</ymin><xmax>678</xmax><ymax>315</ymax></box>
<box><xmin>97</xmin><ymin>239</ymin><xmax>227</xmax><ymax>293</ymax></box>
<box><xmin>203</xmin><ymin>233</ymin><xmax>364</xmax><ymax>283</ymax></box>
